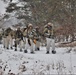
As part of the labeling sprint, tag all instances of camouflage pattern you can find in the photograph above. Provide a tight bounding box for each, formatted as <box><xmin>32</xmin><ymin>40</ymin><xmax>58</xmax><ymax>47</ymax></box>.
<box><xmin>43</xmin><ymin>23</ymin><xmax>55</xmax><ymax>54</ymax></box>
<box><xmin>14</xmin><ymin>28</ymin><xmax>24</xmax><ymax>51</ymax></box>
<box><xmin>3</xmin><ymin>28</ymin><xmax>14</xmax><ymax>49</ymax></box>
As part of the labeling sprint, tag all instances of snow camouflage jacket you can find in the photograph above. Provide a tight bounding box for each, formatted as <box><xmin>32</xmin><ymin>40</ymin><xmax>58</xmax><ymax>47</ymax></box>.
<box><xmin>33</xmin><ymin>29</ymin><xmax>41</xmax><ymax>41</ymax></box>
<box><xmin>28</xmin><ymin>29</ymin><xmax>35</xmax><ymax>39</ymax></box>
<box><xmin>15</xmin><ymin>30</ymin><xmax>23</xmax><ymax>40</ymax></box>
<box><xmin>3</xmin><ymin>28</ymin><xmax>13</xmax><ymax>37</ymax></box>
<box><xmin>43</xmin><ymin>25</ymin><xmax>54</xmax><ymax>38</ymax></box>
<box><xmin>23</xmin><ymin>29</ymin><xmax>27</xmax><ymax>37</ymax></box>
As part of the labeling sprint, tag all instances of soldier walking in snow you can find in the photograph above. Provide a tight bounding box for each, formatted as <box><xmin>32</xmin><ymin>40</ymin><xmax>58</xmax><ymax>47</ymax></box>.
<box><xmin>34</xmin><ymin>26</ymin><xmax>41</xmax><ymax>51</ymax></box>
<box><xmin>15</xmin><ymin>27</ymin><xmax>24</xmax><ymax>51</ymax></box>
<box><xmin>24</xmin><ymin>23</ymin><xmax>35</xmax><ymax>54</ymax></box>
<box><xmin>43</xmin><ymin>22</ymin><xmax>56</xmax><ymax>54</ymax></box>
<box><xmin>4</xmin><ymin>27</ymin><xmax>13</xmax><ymax>49</ymax></box>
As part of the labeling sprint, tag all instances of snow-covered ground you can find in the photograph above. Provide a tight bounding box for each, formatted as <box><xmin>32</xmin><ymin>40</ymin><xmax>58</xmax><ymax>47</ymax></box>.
<box><xmin>0</xmin><ymin>44</ymin><xmax>76</xmax><ymax>75</ymax></box>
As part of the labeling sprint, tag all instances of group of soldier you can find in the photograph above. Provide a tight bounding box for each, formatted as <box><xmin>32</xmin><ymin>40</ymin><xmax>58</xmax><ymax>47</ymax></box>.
<box><xmin>2</xmin><ymin>22</ymin><xmax>56</xmax><ymax>54</ymax></box>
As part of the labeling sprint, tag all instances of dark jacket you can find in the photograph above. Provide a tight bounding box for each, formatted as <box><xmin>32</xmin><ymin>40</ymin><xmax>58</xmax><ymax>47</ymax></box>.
<box><xmin>5</xmin><ymin>28</ymin><xmax>12</xmax><ymax>36</ymax></box>
<box><xmin>15</xmin><ymin>30</ymin><xmax>23</xmax><ymax>40</ymax></box>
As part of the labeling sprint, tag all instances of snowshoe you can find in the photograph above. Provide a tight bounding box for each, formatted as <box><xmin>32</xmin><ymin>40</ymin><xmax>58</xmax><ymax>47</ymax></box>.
<box><xmin>52</xmin><ymin>50</ymin><xmax>56</xmax><ymax>54</ymax></box>
<box><xmin>24</xmin><ymin>50</ymin><xmax>28</xmax><ymax>53</ymax></box>
<box><xmin>46</xmin><ymin>51</ymin><xmax>50</xmax><ymax>54</ymax></box>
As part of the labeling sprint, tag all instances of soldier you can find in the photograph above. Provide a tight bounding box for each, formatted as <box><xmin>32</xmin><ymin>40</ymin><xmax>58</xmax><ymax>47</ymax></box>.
<box><xmin>15</xmin><ymin>27</ymin><xmax>24</xmax><ymax>51</ymax></box>
<box><xmin>24</xmin><ymin>23</ymin><xmax>35</xmax><ymax>54</ymax></box>
<box><xmin>34</xmin><ymin>26</ymin><xmax>41</xmax><ymax>51</ymax></box>
<box><xmin>4</xmin><ymin>27</ymin><xmax>13</xmax><ymax>49</ymax></box>
<box><xmin>43</xmin><ymin>22</ymin><xmax>56</xmax><ymax>54</ymax></box>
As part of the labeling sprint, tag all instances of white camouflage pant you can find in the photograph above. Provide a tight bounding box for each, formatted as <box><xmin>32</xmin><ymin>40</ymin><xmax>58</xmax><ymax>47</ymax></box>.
<box><xmin>15</xmin><ymin>38</ymin><xmax>24</xmax><ymax>50</ymax></box>
<box><xmin>35</xmin><ymin>41</ymin><xmax>40</xmax><ymax>49</ymax></box>
<box><xmin>5</xmin><ymin>36</ymin><xmax>13</xmax><ymax>48</ymax></box>
<box><xmin>3</xmin><ymin>37</ymin><xmax>7</xmax><ymax>48</ymax></box>
<box><xmin>19</xmin><ymin>40</ymin><xmax>24</xmax><ymax>50</ymax></box>
<box><xmin>46</xmin><ymin>38</ymin><xmax>55</xmax><ymax>52</ymax></box>
<box><xmin>25</xmin><ymin>38</ymin><xmax>35</xmax><ymax>52</ymax></box>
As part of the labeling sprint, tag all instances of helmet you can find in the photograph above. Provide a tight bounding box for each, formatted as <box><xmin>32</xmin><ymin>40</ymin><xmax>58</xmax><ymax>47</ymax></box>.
<box><xmin>35</xmin><ymin>26</ymin><xmax>39</xmax><ymax>29</ymax></box>
<box><xmin>28</xmin><ymin>23</ymin><xmax>33</xmax><ymax>27</ymax></box>
<box><xmin>7</xmin><ymin>27</ymin><xmax>11</xmax><ymax>30</ymax></box>
<box><xmin>48</xmin><ymin>22</ymin><xmax>53</xmax><ymax>26</ymax></box>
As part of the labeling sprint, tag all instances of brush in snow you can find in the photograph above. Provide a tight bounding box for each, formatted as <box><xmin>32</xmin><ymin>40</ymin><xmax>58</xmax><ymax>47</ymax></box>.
<box><xmin>8</xmin><ymin>73</ymin><xmax>15</xmax><ymax>75</ymax></box>
<box><xmin>52</xmin><ymin>50</ymin><xmax>56</xmax><ymax>54</ymax></box>
<box><xmin>66</xmin><ymin>50</ymin><xmax>71</xmax><ymax>53</ymax></box>
<box><xmin>0</xmin><ymin>59</ymin><xmax>2</xmax><ymax>63</ymax></box>
<box><xmin>66</xmin><ymin>47</ymin><xmax>72</xmax><ymax>53</ymax></box>
<box><xmin>73</xmin><ymin>48</ymin><xmax>76</xmax><ymax>53</ymax></box>
<box><xmin>19</xmin><ymin>65</ymin><xmax>27</xmax><ymax>72</ymax></box>
<box><xmin>24</xmin><ymin>50</ymin><xmax>28</xmax><ymax>53</ymax></box>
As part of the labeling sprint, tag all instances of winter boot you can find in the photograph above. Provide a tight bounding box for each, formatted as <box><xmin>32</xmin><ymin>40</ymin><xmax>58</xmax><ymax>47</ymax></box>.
<box><xmin>37</xmin><ymin>47</ymin><xmax>40</xmax><ymax>51</ymax></box>
<box><xmin>46</xmin><ymin>51</ymin><xmax>49</xmax><ymax>54</ymax></box>
<box><xmin>7</xmin><ymin>47</ymin><xmax>9</xmax><ymax>49</ymax></box>
<box><xmin>24</xmin><ymin>50</ymin><xmax>28</xmax><ymax>53</ymax></box>
<box><xmin>35</xmin><ymin>47</ymin><xmax>40</xmax><ymax>51</ymax></box>
<box><xmin>15</xmin><ymin>48</ymin><xmax>17</xmax><ymax>51</ymax></box>
<box><xmin>52</xmin><ymin>50</ymin><xmax>56</xmax><ymax>54</ymax></box>
<box><xmin>4</xmin><ymin>46</ymin><xmax>5</xmax><ymax>48</ymax></box>
<box><xmin>11</xmin><ymin>47</ymin><xmax>13</xmax><ymax>49</ymax></box>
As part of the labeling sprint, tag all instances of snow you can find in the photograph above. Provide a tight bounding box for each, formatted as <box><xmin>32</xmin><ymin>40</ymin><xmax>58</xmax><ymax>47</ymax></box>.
<box><xmin>0</xmin><ymin>1</ymin><xmax>7</xmax><ymax>14</ymax></box>
<box><xmin>0</xmin><ymin>45</ymin><xmax>76</xmax><ymax>75</ymax></box>
<box><xmin>12</xmin><ymin>0</ymin><xmax>18</xmax><ymax>3</ymax></box>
